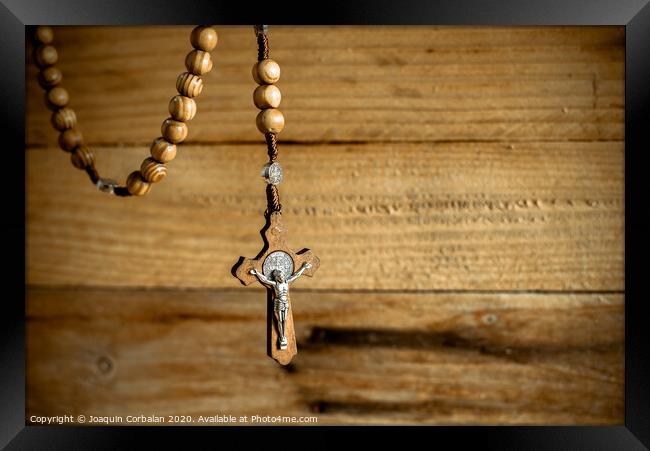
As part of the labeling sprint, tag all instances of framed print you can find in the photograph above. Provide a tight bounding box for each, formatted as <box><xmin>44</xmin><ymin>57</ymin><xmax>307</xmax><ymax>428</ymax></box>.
<box><xmin>2</xmin><ymin>0</ymin><xmax>649</xmax><ymax>448</ymax></box>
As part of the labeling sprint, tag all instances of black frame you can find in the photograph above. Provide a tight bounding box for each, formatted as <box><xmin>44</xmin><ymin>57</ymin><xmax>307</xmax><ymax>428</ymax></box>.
<box><xmin>3</xmin><ymin>0</ymin><xmax>649</xmax><ymax>448</ymax></box>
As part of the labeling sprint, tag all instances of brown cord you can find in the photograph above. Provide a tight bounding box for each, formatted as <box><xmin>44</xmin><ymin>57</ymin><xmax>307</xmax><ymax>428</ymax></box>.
<box><xmin>265</xmin><ymin>132</ymin><xmax>278</xmax><ymax>162</ymax></box>
<box><xmin>258</xmin><ymin>28</ymin><xmax>282</xmax><ymax>214</ymax></box>
<box><xmin>267</xmin><ymin>184</ymin><xmax>282</xmax><ymax>212</ymax></box>
<box><xmin>257</xmin><ymin>33</ymin><xmax>269</xmax><ymax>62</ymax></box>
<box><xmin>85</xmin><ymin>165</ymin><xmax>100</xmax><ymax>185</ymax></box>
<box><xmin>114</xmin><ymin>186</ymin><xmax>131</xmax><ymax>197</ymax></box>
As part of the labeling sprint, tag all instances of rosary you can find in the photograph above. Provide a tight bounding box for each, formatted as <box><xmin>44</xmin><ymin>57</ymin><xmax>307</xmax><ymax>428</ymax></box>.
<box><xmin>32</xmin><ymin>25</ymin><xmax>319</xmax><ymax>365</ymax></box>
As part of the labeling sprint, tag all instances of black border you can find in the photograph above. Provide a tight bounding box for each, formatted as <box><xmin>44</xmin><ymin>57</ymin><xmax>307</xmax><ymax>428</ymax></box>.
<box><xmin>4</xmin><ymin>0</ymin><xmax>649</xmax><ymax>448</ymax></box>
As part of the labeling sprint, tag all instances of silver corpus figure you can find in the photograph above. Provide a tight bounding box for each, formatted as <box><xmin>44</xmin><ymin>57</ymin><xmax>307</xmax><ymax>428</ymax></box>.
<box><xmin>250</xmin><ymin>262</ymin><xmax>312</xmax><ymax>349</ymax></box>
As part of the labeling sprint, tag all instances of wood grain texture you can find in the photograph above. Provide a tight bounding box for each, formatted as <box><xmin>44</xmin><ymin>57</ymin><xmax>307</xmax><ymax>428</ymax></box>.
<box><xmin>25</xmin><ymin>26</ymin><xmax>625</xmax><ymax>425</ymax></box>
<box><xmin>26</xmin><ymin>26</ymin><xmax>623</xmax><ymax>146</ymax></box>
<box><xmin>26</xmin><ymin>288</ymin><xmax>623</xmax><ymax>425</ymax></box>
<box><xmin>27</xmin><ymin>142</ymin><xmax>623</xmax><ymax>290</ymax></box>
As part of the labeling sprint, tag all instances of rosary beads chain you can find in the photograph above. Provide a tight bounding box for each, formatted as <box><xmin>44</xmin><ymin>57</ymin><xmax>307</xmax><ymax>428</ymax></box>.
<box><xmin>32</xmin><ymin>25</ymin><xmax>219</xmax><ymax>196</ymax></box>
<box><xmin>253</xmin><ymin>25</ymin><xmax>284</xmax><ymax>214</ymax></box>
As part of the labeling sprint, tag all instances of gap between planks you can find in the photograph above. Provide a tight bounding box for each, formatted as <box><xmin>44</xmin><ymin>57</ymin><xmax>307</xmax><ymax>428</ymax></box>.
<box><xmin>26</xmin><ymin>284</ymin><xmax>624</xmax><ymax>296</ymax></box>
<box><xmin>26</xmin><ymin>287</ymin><xmax>623</xmax><ymax>424</ymax></box>
<box><xmin>25</xmin><ymin>138</ymin><xmax>626</xmax><ymax>150</ymax></box>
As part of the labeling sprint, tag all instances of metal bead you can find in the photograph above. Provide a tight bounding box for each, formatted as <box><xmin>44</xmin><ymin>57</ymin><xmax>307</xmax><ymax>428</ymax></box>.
<box><xmin>96</xmin><ymin>178</ymin><xmax>118</xmax><ymax>194</ymax></box>
<box><xmin>95</xmin><ymin>179</ymin><xmax>117</xmax><ymax>194</ymax></box>
<box><xmin>261</xmin><ymin>162</ymin><xmax>283</xmax><ymax>185</ymax></box>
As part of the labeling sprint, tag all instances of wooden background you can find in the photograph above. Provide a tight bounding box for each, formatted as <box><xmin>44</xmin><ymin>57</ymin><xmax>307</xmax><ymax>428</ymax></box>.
<box><xmin>26</xmin><ymin>26</ymin><xmax>624</xmax><ymax>425</ymax></box>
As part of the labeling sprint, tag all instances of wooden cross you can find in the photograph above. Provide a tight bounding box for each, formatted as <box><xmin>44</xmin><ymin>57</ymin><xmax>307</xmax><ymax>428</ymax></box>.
<box><xmin>232</xmin><ymin>212</ymin><xmax>319</xmax><ymax>365</ymax></box>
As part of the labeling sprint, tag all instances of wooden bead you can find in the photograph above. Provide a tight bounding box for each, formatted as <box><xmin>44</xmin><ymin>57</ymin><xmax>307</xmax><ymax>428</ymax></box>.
<box><xmin>150</xmin><ymin>137</ymin><xmax>177</xmax><ymax>163</ymax></box>
<box><xmin>51</xmin><ymin>107</ymin><xmax>77</xmax><ymax>130</ymax></box>
<box><xmin>256</xmin><ymin>109</ymin><xmax>285</xmax><ymax>134</ymax></box>
<box><xmin>45</xmin><ymin>86</ymin><xmax>69</xmax><ymax>109</ymax></box>
<box><xmin>253</xmin><ymin>84</ymin><xmax>281</xmax><ymax>109</ymax></box>
<box><xmin>126</xmin><ymin>171</ymin><xmax>151</xmax><ymax>196</ymax></box>
<box><xmin>168</xmin><ymin>95</ymin><xmax>196</xmax><ymax>122</ymax></box>
<box><xmin>58</xmin><ymin>128</ymin><xmax>83</xmax><ymax>152</ymax></box>
<box><xmin>141</xmin><ymin>157</ymin><xmax>168</xmax><ymax>183</ymax></box>
<box><xmin>34</xmin><ymin>26</ymin><xmax>54</xmax><ymax>44</ymax></box>
<box><xmin>38</xmin><ymin>66</ymin><xmax>63</xmax><ymax>88</ymax></box>
<box><xmin>185</xmin><ymin>50</ymin><xmax>213</xmax><ymax>75</ymax></box>
<box><xmin>176</xmin><ymin>72</ymin><xmax>203</xmax><ymax>98</ymax></box>
<box><xmin>70</xmin><ymin>145</ymin><xmax>95</xmax><ymax>169</ymax></box>
<box><xmin>190</xmin><ymin>26</ymin><xmax>218</xmax><ymax>52</ymax></box>
<box><xmin>34</xmin><ymin>45</ymin><xmax>58</xmax><ymax>67</ymax></box>
<box><xmin>161</xmin><ymin>118</ymin><xmax>188</xmax><ymax>143</ymax></box>
<box><xmin>252</xmin><ymin>59</ymin><xmax>281</xmax><ymax>85</ymax></box>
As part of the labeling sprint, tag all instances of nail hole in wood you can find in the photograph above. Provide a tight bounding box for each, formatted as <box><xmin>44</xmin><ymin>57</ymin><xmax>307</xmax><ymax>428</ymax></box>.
<box><xmin>97</xmin><ymin>356</ymin><xmax>114</xmax><ymax>375</ymax></box>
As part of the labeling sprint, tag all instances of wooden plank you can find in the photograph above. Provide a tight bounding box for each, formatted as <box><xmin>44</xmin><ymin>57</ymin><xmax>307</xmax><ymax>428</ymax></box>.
<box><xmin>26</xmin><ymin>288</ymin><xmax>623</xmax><ymax>425</ymax></box>
<box><xmin>26</xmin><ymin>142</ymin><xmax>624</xmax><ymax>290</ymax></box>
<box><xmin>26</xmin><ymin>26</ymin><xmax>623</xmax><ymax>145</ymax></box>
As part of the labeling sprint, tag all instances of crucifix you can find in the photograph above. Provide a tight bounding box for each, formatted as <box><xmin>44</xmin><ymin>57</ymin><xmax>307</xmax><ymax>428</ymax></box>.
<box><xmin>232</xmin><ymin>212</ymin><xmax>320</xmax><ymax>365</ymax></box>
<box><xmin>232</xmin><ymin>25</ymin><xmax>319</xmax><ymax>365</ymax></box>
